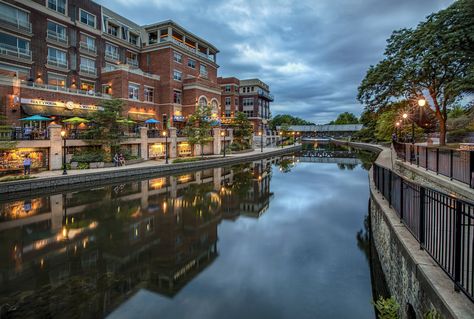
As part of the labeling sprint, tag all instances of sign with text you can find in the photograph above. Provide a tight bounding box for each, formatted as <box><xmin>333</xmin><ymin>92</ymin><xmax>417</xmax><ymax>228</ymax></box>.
<box><xmin>21</xmin><ymin>98</ymin><xmax>104</xmax><ymax>111</ymax></box>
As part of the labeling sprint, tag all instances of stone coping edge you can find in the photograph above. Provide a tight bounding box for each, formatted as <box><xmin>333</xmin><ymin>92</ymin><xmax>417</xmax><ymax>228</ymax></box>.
<box><xmin>0</xmin><ymin>146</ymin><xmax>301</xmax><ymax>195</ymax></box>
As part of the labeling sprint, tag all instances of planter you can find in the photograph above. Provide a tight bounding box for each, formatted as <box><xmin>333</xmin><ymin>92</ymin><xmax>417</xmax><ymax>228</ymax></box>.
<box><xmin>89</xmin><ymin>162</ymin><xmax>104</xmax><ymax>169</ymax></box>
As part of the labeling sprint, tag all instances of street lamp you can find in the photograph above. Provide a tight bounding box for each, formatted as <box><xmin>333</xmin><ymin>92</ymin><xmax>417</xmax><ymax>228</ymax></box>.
<box><xmin>395</xmin><ymin>121</ymin><xmax>400</xmax><ymax>140</ymax></box>
<box><xmin>402</xmin><ymin>113</ymin><xmax>415</xmax><ymax>144</ymax></box>
<box><xmin>221</xmin><ymin>129</ymin><xmax>226</xmax><ymax>158</ymax></box>
<box><xmin>418</xmin><ymin>98</ymin><xmax>426</xmax><ymax>107</ymax></box>
<box><xmin>292</xmin><ymin>131</ymin><xmax>296</xmax><ymax>145</ymax></box>
<box><xmin>258</xmin><ymin>131</ymin><xmax>263</xmax><ymax>153</ymax></box>
<box><xmin>279</xmin><ymin>131</ymin><xmax>283</xmax><ymax>148</ymax></box>
<box><xmin>60</xmin><ymin>130</ymin><xmax>67</xmax><ymax>175</ymax></box>
<box><xmin>162</xmin><ymin>130</ymin><xmax>168</xmax><ymax>164</ymax></box>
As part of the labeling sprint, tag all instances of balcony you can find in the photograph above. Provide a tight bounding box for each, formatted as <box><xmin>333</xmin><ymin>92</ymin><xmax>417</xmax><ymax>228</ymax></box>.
<box><xmin>79</xmin><ymin>65</ymin><xmax>97</xmax><ymax>77</ymax></box>
<box><xmin>105</xmin><ymin>51</ymin><xmax>120</xmax><ymax>61</ymax></box>
<box><xmin>0</xmin><ymin>43</ymin><xmax>31</xmax><ymax>61</ymax></box>
<box><xmin>102</xmin><ymin>65</ymin><xmax>160</xmax><ymax>81</ymax></box>
<box><xmin>158</xmin><ymin>36</ymin><xmax>216</xmax><ymax>62</ymax></box>
<box><xmin>17</xmin><ymin>79</ymin><xmax>111</xmax><ymax>98</ymax></box>
<box><xmin>79</xmin><ymin>41</ymin><xmax>97</xmax><ymax>54</ymax></box>
<box><xmin>0</xmin><ymin>11</ymin><xmax>31</xmax><ymax>33</ymax></box>
<box><xmin>47</xmin><ymin>56</ymin><xmax>68</xmax><ymax>69</ymax></box>
<box><xmin>46</xmin><ymin>30</ymin><xmax>68</xmax><ymax>45</ymax></box>
<box><xmin>126</xmin><ymin>58</ymin><xmax>139</xmax><ymax>68</ymax></box>
<box><xmin>258</xmin><ymin>91</ymin><xmax>274</xmax><ymax>101</ymax></box>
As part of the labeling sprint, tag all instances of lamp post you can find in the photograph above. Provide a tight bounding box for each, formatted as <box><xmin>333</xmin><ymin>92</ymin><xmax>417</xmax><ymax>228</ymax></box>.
<box><xmin>260</xmin><ymin>119</ymin><xmax>268</xmax><ymax>152</ymax></box>
<box><xmin>162</xmin><ymin>130</ymin><xmax>168</xmax><ymax>164</ymax></box>
<box><xmin>292</xmin><ymin>131</ymin><xmax>296</xmax><ymax>145</ymax></box>
<box><xmin>403</xmin><ymin>112</ymin><xmax>415</xmax><ymax>144</ymax></box>
<box><xmin>395</xmin><ymin>121</ymin><xmax>400</xmax><ymax>140</ymax></box>
<box><xmin>221</xmin><ymin>129</ymin><xmax>226</xmax><ymax>158</ymax></box>
<box><xmin>60</xmin><ymin>130</ymin><xmax>67</xmax><ymax>175</ymax></box>
<box><xmin>279</xmin><ymin>131</ymin><xmax>283</xmax><ymax>148</ymax></box>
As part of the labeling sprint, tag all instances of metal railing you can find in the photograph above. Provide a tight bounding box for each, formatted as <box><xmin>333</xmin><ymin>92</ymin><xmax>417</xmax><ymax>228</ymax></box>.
<box><xmin>105</xmin><ymin>51</ymin><xmax>120</xmax><ymax>61</ymax></box>
<box><xmin>47</xmin><ymin>29</ymin><xmax>68</xmax><ymax>44</ymax></box>
<box><xmin>147</xmin><ymin>130</ymin><xmax>162</xmax><ymax>138</ymax></box>
<box><xmin>19</xmin><ymin>79</ymin><xmax>111</xmax><ymax>98</ymax></box>
<box><xmin>393</xmin><ymin>141</ymin><xmax>474</xmax><ymax>188</ymax></box>
<box><xmin>79</xmin><ymin>41</ymin><xmax>97</xmax><ymax>54</ymax></box>
<box><xmin>47</xmin><ymin>56</ymin><xmax>68</xmax><ymax>69</ymax></box>
<box><xmin>9</xmin><ymin>129</ymin><xmax>50</xmax><ymax>140</ymax></box>
<box><xmin>373</xmin><ymin>163</ymin><xmax>474</xmax><ymax>302</ymax></box>
<box><xmin>79</xmin><ymin>65</ymin><xmax>97</xmax><ymax>76</ymax></box>
<box><xmin>0</xmin><ymin>11</ymin><xmax>31</xmax><ymax>32</ymax></box>
<box><xmin>126</xmin><ymin>58</ymin><xmax>138</xmax><ymax>67</ymax></box>
<box><xmin>0</xmin><ymin>43</ymin><xmax>31</xmax><ymax>60</ymax></box>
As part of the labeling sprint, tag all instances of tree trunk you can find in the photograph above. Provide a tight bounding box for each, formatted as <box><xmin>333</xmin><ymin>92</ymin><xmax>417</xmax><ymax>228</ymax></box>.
<box><xmin>439</xmin><ymin>118</ymin><xmax>446</xmax><ymax>146</ymax></box>
<box><xmin>201</xmin><ymin>143</ymin><xmax>204</xmax><ymax>158</ymax></box>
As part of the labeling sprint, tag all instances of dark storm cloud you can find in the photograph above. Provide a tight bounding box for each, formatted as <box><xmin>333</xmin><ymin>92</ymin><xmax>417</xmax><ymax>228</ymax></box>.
<box><xmin>97</xmin><ymin>0</ymin><xmax>453</xmax><ymax>123</ymax></box>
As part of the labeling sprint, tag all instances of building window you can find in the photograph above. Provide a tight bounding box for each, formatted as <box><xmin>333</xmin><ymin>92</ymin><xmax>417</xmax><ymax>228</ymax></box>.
<box><xmin>47</xmin><ymin>73</ymin><xmax>66</xmax><ymax>89</ymax></box>
<box><xmin>0</xmin><ymin>3</ymin><xmax>30</xmax><ymax>31</ymax></box>
<box><xmin>47</xmin><ymin>0</ymin><xmax>66</xmax><ymax>14</ymax></box>
<box><xmin>80</xmin><ymin>9</ymin><xmax>96</xmax><ymax>28</ymax></box>
<box><xmin>144</xmin><ymin>87</ymin><xmax>154</xmax><ymax>102</ymax></box>
<box><xmin>173</xmin><ymin>90</ymin><xmax>182</xmax><ymax>104</ymax></box>
<box><xmin>173</xmin><ymin>70</ymin><xmax>182</xmax><ymax>81</ymax></box>
<box><xmin>47</xmin><ymin>21</ymin><xmax>67</xmax><ymax>42</ymax></box>
<box><xmin>129</xmin><ymin>33</ymin><xmax>139</xmax><ymax>46</ymax></box>
<box><xmin>80</xmin><ymin>56</ymin><xmax>95</xmax><ymax>74</ymax></box>
<box><xmin>79</xmin><ymin>33</ymin><xmax>95</xmax><ymax>52</ymax></box>
<box><xmin>225</xmin><ymin>85</ymin><xmax>231</xmax><ymax>92</ymax></box>
<box><xmin>211</xmin><ymin>100</ymin><xmax>218</xmax><ymax>114</ymax></box>
<box><xmin>80</xmin><ymin>80</ymin><xmax>95</xmax><ymax>92</ymax></box>
<box><xmin>173</xmin><ymin>51</ymin><xmax>182</xmax><ymax>63</ymax></box>
<box><xmin>126</xmin><ymin>51</ymin><xmax>138</xmax><ymax>67</ymax></box>
<box><xmin>243</xmin><ymin>110</ymin><xmax>253</xmax><ymax>117</ymax></box>
<box><xmin>187</xmin><ymin>58</ymin><xmax>195</xmax><ymax>69</ymax></box>
<box><xmin>225</xmin><ymin>110</ymin><xmax>231</xmax><ymax>117</ymax></box>
<box><xmin>102</xmin><ymin>84</ymin><xmax>112</xmax><ymax>95</ymax></box>
<box><xmin>199</xmin><ymin>97</ymin><xmax>207</xmax><ymax>108</ymax></box>
<box><xmin>235</xmin><ymin>97</ymin><xmax>239</xmax><ymax>107</ymax></box>
<box><xmin>243</xmin><ymin>98</ymin><xmax>254</xmax><ymax>107</ymax></box>
<box><xmin>105</xmin><ymin>43</ymin><xmax>119</xmax><ymax>60</ymax></box>
<box><xmin>107</xmin><ymin>23</ymin><xmax>119</xmax><ymax>37</ymax></box>
<box><xmin>225</xmin><ymin>97</ymin><xmax>231</xmax><ymax>106</ymax></box>
<box><xmin>47</xmin><ymin>47</ymin><xmax>67</xmax><ymax>68</ymax></box>
<box><xmin>0</xmin><ymin>32</ymin><xmax>30</xmax><ymax>58</ymax></box>
<box><xmin>128</xmin><ymin>83</ymin><xmax>139</xmax><ymax>100</ymax></box>
<box><xmin>199</xmin><ymin>64</ymin><xmax>207</xmax><ymax>78</ymax></box>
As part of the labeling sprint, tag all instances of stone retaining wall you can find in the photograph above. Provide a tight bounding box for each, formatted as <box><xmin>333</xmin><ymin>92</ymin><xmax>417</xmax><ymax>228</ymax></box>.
<box><xmin>0</xmin><ymin>146</ymin><xmax>301</xmax><ymax>195</ymax></box>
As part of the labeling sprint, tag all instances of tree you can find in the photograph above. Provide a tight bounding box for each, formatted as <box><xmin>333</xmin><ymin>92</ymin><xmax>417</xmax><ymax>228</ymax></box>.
<box><xmin>184</xmin><ymin>104</ymin><xmax>213</xmax><ymax>157</ymax></box>
<box><xmin>86</xmin><ymin>99</ymin><xmax>127</xmax><ymax>158</ymax></box>
<box><xmin>358</xmin><ymin>0</ymin><xmax>474</xmax><ymax>145</ymax></box>
<box><xmin>231</xmin><ymin>112</ymin><xmax>253</xmax><ymax>149</ymax></box>
<box><xmin>269</xmin><ymin>114</ymin><xmax>314</xmax><ymax>130</ymax></box>
<box><xmin>329</xmin><ymin>112</ymin><xmax>359</xmax><ymax>125</ymax></box>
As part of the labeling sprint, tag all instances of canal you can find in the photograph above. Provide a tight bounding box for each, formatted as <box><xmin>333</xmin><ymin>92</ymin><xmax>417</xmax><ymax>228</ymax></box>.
<box><xmin>0</xmin><ymin>144</ymin><xmax>380</xmax><ymax>318</ymax></box>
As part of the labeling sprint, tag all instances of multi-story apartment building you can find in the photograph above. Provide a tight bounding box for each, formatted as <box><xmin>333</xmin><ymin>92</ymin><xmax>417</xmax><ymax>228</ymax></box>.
<box><xmin>218</xmin><ymin>77</ymin><xmax>273</xmax><ymax>133</ymax></box>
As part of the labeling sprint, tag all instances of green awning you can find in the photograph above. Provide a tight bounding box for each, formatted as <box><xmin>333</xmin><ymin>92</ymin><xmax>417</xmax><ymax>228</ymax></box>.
<box><xmin>21</xmin><ymin>105</ymin><xmax>95</xmax><ymax>117</ymax></box>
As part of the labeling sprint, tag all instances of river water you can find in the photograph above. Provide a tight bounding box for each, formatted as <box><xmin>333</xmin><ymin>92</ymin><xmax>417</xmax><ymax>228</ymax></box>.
<box><xmin>0</xmin><ymin>144</ymin><xmax>379</xmax><ymax>318</ymax></box>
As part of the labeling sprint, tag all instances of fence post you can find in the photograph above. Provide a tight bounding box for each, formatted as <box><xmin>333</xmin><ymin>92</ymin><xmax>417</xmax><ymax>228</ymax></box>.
<box><xmin>425</xmin><ymin>147</ymin><xmax>428</xmax><ymax>171</ymax></box>
<box><xmin>382</xmin><ymin>167</ymin><xmax>385</xmax><ymax>199</ymax></box>
<box><xmin>400</xmin><ymin>179</ymin><xmax>404</xmax><ymax>223</ymax></box>
<box><xmin>470</xmin><ymin>151</ymin><xmax>474</xmax><ymax>189</ymax></box>
<box><xmin>450</xmin><ymin>150</ymin><xmax>454</xmax><ymax>180</ymax></box>
<box><xmin>453</xmin><ymin>199</ymin><xmax>462</xmax><ymax>292</ymax></box>
<box><xmin>388</xmin><ymin>170</ymin><xmax>392</xmax><ymax>207</ymax></box>
<box><xmin>436</xmin><ymin>148</ymin><xmax>439</xmax><ymax>175</ymax></box>
<box><xmin>419</xmin><ymin>187</ymin><xmax>425</xmax><ymax>250</ymax></box>
<box><xmin>416</xmin><ymin>146</ymin><xmax>420</xmax><ymax>167</ymax></box>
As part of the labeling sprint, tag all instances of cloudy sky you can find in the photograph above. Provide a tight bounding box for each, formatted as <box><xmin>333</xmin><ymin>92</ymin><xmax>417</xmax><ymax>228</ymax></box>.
<box><xmin>98</xmin><ymin>0</ymin><xmax>453</xmax><ymax>124</ymax></box>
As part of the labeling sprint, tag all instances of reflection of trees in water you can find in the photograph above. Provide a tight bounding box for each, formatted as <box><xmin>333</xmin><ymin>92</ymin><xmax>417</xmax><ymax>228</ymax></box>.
<box><xmin>181</xmin><ymin>182</ymin><xmax>220</xmax><ymax>221</ymax></box>
<box><xmin>230</xmin><ymin>164</ymin><xmax>253</xmax><ymax>198</ymax></box>
<box><xmin>356</xmin><ymin>214</ymin><xmax>370</xmax><ymax>262</ymax></box>
<box><xmin>355</xmin><ymin>150</ymin><xmax>378</xmax><ymax>171</ymax></box>
<box><xmin>279</xmin><ymin>159</ymin><xmax>295</xmax><ymax>173</ymax></box>
<box><xmin>337</xmin><ymin>163</ymin><xmax>358</xmax><ymax>170</ymax></box>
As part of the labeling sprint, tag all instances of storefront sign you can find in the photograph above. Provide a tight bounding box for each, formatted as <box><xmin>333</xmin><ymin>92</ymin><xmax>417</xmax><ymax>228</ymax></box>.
<box><xmin>21</xmin><ymin>98</ymin><xmax>104</xmax><ymax>111</ymax></box>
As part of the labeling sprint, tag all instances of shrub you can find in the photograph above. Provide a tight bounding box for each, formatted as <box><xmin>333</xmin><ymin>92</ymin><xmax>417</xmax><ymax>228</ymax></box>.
<box><xmin>77</xmin><ymin>162</ymin><xmax>89</xmax><ymax>170</ymax></box>
<box><xmin>372</xmin><ymin>297</ymin><xmax>399</xmax><ymax>319</ymax></box>
<box><xmin>71</xmin><ymin>149</ymin><xmax>105</xmax><ymax>163</ymax></box>
<box><xmin>172</xmin><ymin>157</ymin><xmax>208</xmax><ymax>163</ymax></box>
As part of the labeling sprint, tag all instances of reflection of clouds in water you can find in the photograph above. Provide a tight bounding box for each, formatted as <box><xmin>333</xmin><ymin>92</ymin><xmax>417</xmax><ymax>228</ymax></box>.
<box><xmin>109</xmin><ymin>162</ymin><xmax>373</xmax><ymax>319</ymax></box>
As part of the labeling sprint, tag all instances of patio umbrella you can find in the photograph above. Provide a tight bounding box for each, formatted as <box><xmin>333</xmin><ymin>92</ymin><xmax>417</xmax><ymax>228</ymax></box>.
<box><xmin>145</xmin><ymin>118</ymin><xmax>160</xmax><ymax>124</ymax></box>
<box><xmin>117</xmin><ymin>119</ymin><xmax>136</xmax><ymax>125</ymax></box>
<box><xmin>63</xmin><ymin>117</ymin><xmax>90</xmax><ymax>124</ymax></box>
<box><xmin>19</xmin><ymin>115</ymin><xmax>53</xmax><ymax>121</ymax></box>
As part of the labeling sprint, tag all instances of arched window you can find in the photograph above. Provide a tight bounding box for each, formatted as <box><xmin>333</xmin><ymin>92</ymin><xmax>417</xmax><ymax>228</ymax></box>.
<box><xmin>211</xmin><ymin>99</ymin><xmax>218</xmax><ymax>114</ymax></box>
<box><xmin>199</xmin><ymin>96</ymin><xmax>208</xmax><ymax>108</ymax></box>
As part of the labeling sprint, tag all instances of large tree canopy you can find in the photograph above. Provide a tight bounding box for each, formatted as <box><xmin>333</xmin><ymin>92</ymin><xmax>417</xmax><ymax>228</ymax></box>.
<box><xmin>329</xmin><ymin>112</ymin><xmax>359</xmax><ymax>125</ymax></box>
<box><xmin>358</xmin><ymin>0</ymin><xmax>474</xmax><ymax>145</ymax></box>
<box><xmin>269</xmin><ymin>114</ymin><xmax>314</xmax><ymax>130</ymax></box>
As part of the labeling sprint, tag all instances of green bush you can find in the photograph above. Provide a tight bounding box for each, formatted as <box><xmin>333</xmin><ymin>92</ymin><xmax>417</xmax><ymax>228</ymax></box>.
<box><xmin>71</xmin><ymin>149</ymin><xmax>105</xmax><ymax>163</ymax></box>
<box><xmin>119</xmin><ymin>148</ymin><xmax>139</xmax><ymax>160</ymax></box>
<box><xmin>373</xmin><ymin>297</ymin><xmax>399</xmax><ymax>319</ymax></box>
<box><xmin>77</xmin><ymin>162</ymin><xmax>89</xmax><ymax>170</ymax></box>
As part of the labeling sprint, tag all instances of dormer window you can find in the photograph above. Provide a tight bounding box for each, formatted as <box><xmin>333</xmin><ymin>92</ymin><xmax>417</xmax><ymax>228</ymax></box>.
<box><xmin>80</xmin><ymin>9</ymin><xmax>96</xmax><ymax>28</ymax></box>
<box><xmin>129</xmin><ymin>33</ymin><xmax>139</xmax><ymax>46</ymax></box>
<box><xmin>48</xmin><ymin>0</ymin><xmax>66</xmax><ymax>14</ymax></box>
<box><xmin>108</xmin><ymin>24</ymin><xmax>118</xmax><ymax>37</ymax></box>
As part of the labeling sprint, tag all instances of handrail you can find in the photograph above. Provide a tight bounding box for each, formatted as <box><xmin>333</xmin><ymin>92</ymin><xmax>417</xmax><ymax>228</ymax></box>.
<box><xmin>373</xmin><ymin>163</ymin><xmax>474</xmax><ymax>302</ymax></box>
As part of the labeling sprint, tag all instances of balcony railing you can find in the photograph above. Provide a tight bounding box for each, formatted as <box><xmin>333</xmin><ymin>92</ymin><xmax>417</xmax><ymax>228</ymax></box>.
<box><xmin>258</xmin><ymin>90</ymin><xmax>274</xmax><ymax>101</ymax></box>
<box><xmin>47</xmin><ymin>56</ymin><xmax>68</xmax><ymax>69</ymax></box>
<box><xmin>126</xmin><ymin>58</ymin><xmax>139</xmax><ymax>67</ymax></box>
<box><xmin>0</xmin><ymin>43</ymin><xmax>31</xmax><ymax>60</ymax></box>
<box><xmin>159</xmin><ymin>36</ymin><xmax>215</xmax><ymax>62</ymax></box>
<box><xmin>0</xmin><ymin>11</ymin><xmax>31</xmax><ymax>32</ymax></box>
<box><xmin>102</xmin><ymin>65</ymin><xmax>160</xmax><ymax>81</ymax></box>
<box><xmin>79</xmin><ymin>41</ymin><xmax>97</xmax><ymax>54</ymax></box>
<box><xmin>19</xmin><ymin>79</ymin><xmax>111</xmax><ymax>98</ymax></box>
<box><xmin>80</xmin><ymin>65</ymin><xmax>97</xmax><ymax>76</ymax></box>
<box><xmin>105</xmin><ymin>51</ymin><xmax>120</xmax><ymax>61</ymax></box>
<box><xmin>47</xmin><ymin>30</ymin><xmax>68</xmax><ymax>44</ymax></box>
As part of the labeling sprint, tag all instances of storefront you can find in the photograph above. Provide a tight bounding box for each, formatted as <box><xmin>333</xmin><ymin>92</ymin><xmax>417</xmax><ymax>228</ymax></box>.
<box><xmin>0</xmin><ymin>148</ymin><xmax>49</xmax><ymax>175</ymax></box>
<box><xmin>148</xmin><ymin>143</ymin><xmax>166</xmax><ymax>159</ymax></box>
<box><xmin>20</xmin><ymin>98</ymin><xmax>104</xmax><ymax>121</ymax></box>
<box><xmin>177</xmin><ymin>142</ymin><xmax>192</xmax><ymax>157</ymax></box>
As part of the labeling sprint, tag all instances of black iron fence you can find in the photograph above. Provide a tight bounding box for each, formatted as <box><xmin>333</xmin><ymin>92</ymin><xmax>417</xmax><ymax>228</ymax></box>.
<box><xmin>393</xmin><ymin>142</ymin><xmax>474</xmax><ymax>188</ymax></box>
<box><xmin>373</xmin><ymin>163</ymin><xmax>474</xmax><ymax>302</ymax></box>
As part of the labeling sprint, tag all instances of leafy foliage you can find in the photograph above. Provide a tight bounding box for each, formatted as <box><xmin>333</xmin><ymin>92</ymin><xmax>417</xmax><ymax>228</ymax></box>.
<box><xmin>358</xmin><ymin>0</ymin><xmax>474</xmax><ymax>145</ymax></box>
<box><xmin>373</xmin><ymin>296</ymin><xmax>400</xmax><ymax>319</ymax></box>
<box><xmin>329</xmin><ymin>112</ymin><xmax>359</xmax><ymax>124</ymax></box>
<box><xmin>231</xmin><ymin>112</ymin><xmax>253</xmax><ymax>149</ymax></box>
<box><xmin>269</xmin><ymin>114</ymin><xmax>314</xmax><ymax>130</ymax></box>
<box><xmin>184</xmin><ymin>104</ymin><xmax>214</xmax><ymax>157</ymax></box>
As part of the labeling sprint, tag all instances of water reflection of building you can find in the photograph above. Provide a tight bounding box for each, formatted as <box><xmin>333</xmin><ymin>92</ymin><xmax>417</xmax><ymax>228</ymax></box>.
<box><xmin>0</xmin><ymin>160</ymin><xmax>275</xmax><ymax>317</ymax></box>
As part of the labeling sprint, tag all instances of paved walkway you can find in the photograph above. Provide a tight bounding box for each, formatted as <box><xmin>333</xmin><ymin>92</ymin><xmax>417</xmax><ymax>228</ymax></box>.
<box><xmin>28</xmin><ymin>146</ymin><xmax>298</xmax><ymax>180</ymax></box>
